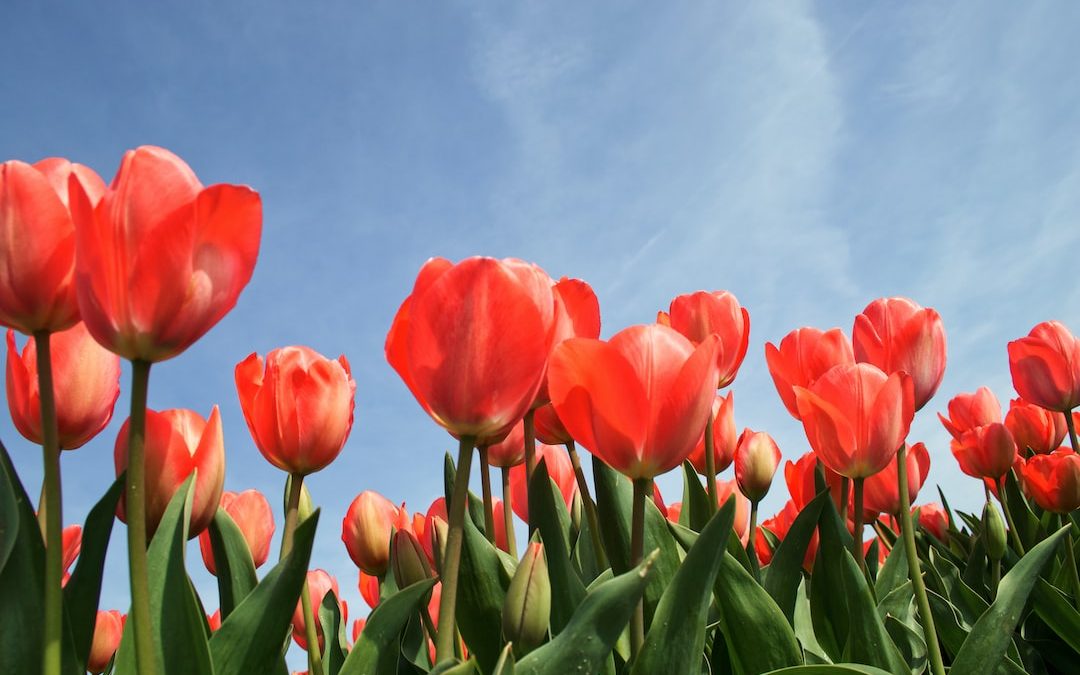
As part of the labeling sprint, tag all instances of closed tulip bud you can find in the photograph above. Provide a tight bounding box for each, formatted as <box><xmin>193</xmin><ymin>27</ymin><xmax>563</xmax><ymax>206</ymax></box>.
<box><xmin>1005</xmin><ymin>398</ymin><xmax>1067</xmax><ymax>455</ymax></box>
<box><xmin>686</xmin><ymin>392</ymin><xmax>737</xmax><ymax>476</ymax></box>
<box><xmin>0</xmin><ymin>158</ymin><xmax>105</xmax><ymax>334</ymax></box>
<box><xmin>419</xmin><ymin>498</ymin><xmax>448</xmax><ymax>567</ymax></box>
<box><xmin>207</xmin><ymin>609</ymin><xmax>221</xmax><ymax>632</ymax></box>
<box><xmin>291</xmin><ymin>570</ymin><xmax>344</xmax><ymax>651</ymax></box>
<box><xmin>342</xmin><ymin>491</ymin><xmax>405</xmax><ymax>576</ymax></box>
<box><xmin>484</xmin><ymin>419</ymin><xmax>526</xmax><ymax>468</ymax></box>
<box><xmin>915</xmin><ymin>503</ymin><xmax>949</xmax><ymax>542</ymax></box>
<box><xmin>198</xmin><ymin>489</ymin><xmax>275</xmax><ymax>575</ymax></box>
<box><xmin>1021</xmin><ymin>448</ymin><xmax>1080</xmax><ymax>513</ymax></box>
<box><xmin>853</xmin><ymin>297</ymin><xmax>946</xmax><ymax>411</ymax></box>
<box><xmin>70</xmin><ymin>146</ymin><xmax>261</xmax><ymax>362</ymax></box>
<box><xmin>114</xmin><ymin>407</ymin><xmax>225</xmax><ymax>538</ymax></box>
<box><xmin>509</xmin><ymin>444</ymin><xmax>577</xmax><ymax>522</ymax></box>
<box><xmin>950</xmin><ymin>423</ymin><xmax>1017</xmax><ymax>480</ymax></box>
<box><xmin>982</xmin><ymin>503</ymin><xmax>1007</xmax><ymax>562</ymax></box>
<box><xmin>6</xmin><ymin>324</ymin><xmax>121</xmax><ymax>449</ymax></box>
<box><xmin>716</xmin><ymin>479</ymin><xmax>751</xmax><ymax>544</ymax></box>
<box><xmin>392</xmin><ymin>528</ymin><xmax>432</xmax><ymax>590</ymax></box>
<box><xmin>87</xmin><ymin>610</ymin><xmax>123</xmax><ymax>674</ymax></box>
<box><xmin>430</xmin><ymin>515</ymin><xmax>449</xmax><ymax>575</ymax></box>
<box><xmin>765</xmin><ymin>327</ymin><xmax>854</xmax><ymax>420</ymax></box>
<box><xmin>938</xmin><ymin>387</ymin><xmax>1002</xmax><ymax>441</ymax></box>
<box><xmin>1008</xmin><ymin>321</ymin><xmax>1080</xmax><ymax>412</ymax></box>
<box><xmin>236</xmin><ymin>346</ymin><xmax>356</xmax><ymax>476</ymax></box>
<box><xmin>502</xmin><ymin>542</ymin><xmax>551</xmax><ymax>655</ymax></box>
<box><xmin>863</xmin><ymin>442</ymin><xmax>931</xmax><ymax>516</ymax></box>
<box><xmin>666</xmin><ymin>290</ymin><xmax>750</xmax><ymax>388</ymax></box>
<box><xmin>734</xmin><ymin>428</ymin><xmax>781</xmax><ymax>503</ymax></box>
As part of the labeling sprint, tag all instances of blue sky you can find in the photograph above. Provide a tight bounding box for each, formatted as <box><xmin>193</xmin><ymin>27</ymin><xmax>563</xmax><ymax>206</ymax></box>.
<box><xmin>4</xmin><ymin>0</ymin><xmax>1080</xmax><ymax>665</ymax></box>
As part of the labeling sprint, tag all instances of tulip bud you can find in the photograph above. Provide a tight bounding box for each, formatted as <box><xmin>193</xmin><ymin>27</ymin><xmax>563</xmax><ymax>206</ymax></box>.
<box><xmin>502</xmin><ymin>542</ymin><xmax>551</xmax><ymax>655</ymax></box>
<box><xmin>392</xmin><ymin>529</ymin><xmax>432</xmax><ymax>590</ymax></box>
<box><xmin>87</xmin><ymin>610</ymin><xmax>124</xmax><ymax>674</ymax></box>
<box><xmin>198</xmin><ymin>489</ymin><xmax>275</xmax><ymax>575</ymax></box>
<box><xmin>733</xmin><ymin>428</ymin><xmax>782</xmax><ymax>503</ymax></box>
<box><xmin>1021</xmin><ymin>448</ymin><xmax>1080</xmax><ymax>513</ymax></box>
<box><xmin>982</xmin><ymin>503</ymin><xmax>1007</xmax><ymax>562</ymax></box>
<box><xmin>430</xmin><ymin>516</ymin><xmax>448</xmax><ymax>576</ymax></box>
<box><xmin>341</xmin><ymin>491</ymin><xmax>401</xmax><ymax>575</ymax></box>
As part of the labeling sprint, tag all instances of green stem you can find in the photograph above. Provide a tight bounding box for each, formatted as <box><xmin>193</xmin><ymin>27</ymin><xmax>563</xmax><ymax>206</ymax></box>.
<box><xmin>279</xmin><ymin>474</ymin><xmax>304</xmax><ymax>559</ymax></box>
<box><xmin>1065</xmin><ymin>530</ymin><xmax>1080</xmax><ymax>610</ymax></box>
<box><xmin>748</xmin><ymin>500</ymin><xmax>760</xmax><ymax>581</ymax></box>
<box><xmin>280</xmin><ymin>473</ymin><xmax>323</xmax><ymax>675</ymax></box>
<box><xmin>478</xmin><ymin>446</ymin><xmax>496</xmax><ymax>544</ymax></box>
<box><xmin>567</xmin><ymin>440</ymin><xmax>608</xmax><ymax>569</ymax></box>
<box><xmin>897</xmin><ymin>444</ymin><xmax>947</xmax><ymax>675</ymax></box>
<box><xmin>500</xmin><ymin>466</ymin><xmax>517</xmax><ymax>558</ymax></box>
<box><xmin>997</xmin><ymin>477</ymin><xmax>1026</xmax><ymax>555</ymax></box>
<box><xmin>1066</xmin><ymin>409</ymin><xmax>1080</xmax><ymax>454</ymax></box>
<box><xmin>852</xmin><ymin>477</ymin><xmax>865</xmax><ymax>575</ymax></box>
<box><xmin>524</xmin><ymin>410</ymin><xmax>537</xmax><ymax>482</ymax></box>
<box><xmin>126</xmin><ymin>359</ymin><xmax>158</xmax><ymax>675</ymax></box>
<box><xmin>704</xmin><ymin>414</ymin><xmax>717</xmax><ymax>517</ymax></box>
<box><xmin>839</xmin><ymin>477</ymin><xmax>850</xmax><ymax>524</ymax></box>
<box><xmin>35</xmin><ymin>332</ymin><xmax>62</xmax><ymax>675</ymax></box>
<box><xmin>630</xmin><ymin>478</ymin><xmax>648</xmax><ymax>660</ymax></box>
<box><xmin>300</xmin><ymin>583</ymin><xmax>324</xmax><ymax>675</ymax></box>
<box><xmin>435</xmin><ymin>437</ymin><xmax>475</xmax><ymax>662</ymax></box>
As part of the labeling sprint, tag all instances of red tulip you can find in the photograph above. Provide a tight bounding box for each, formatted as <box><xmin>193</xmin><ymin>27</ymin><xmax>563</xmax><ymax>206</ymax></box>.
<box><xmin>938</xmin><ymin>387</ymin><xmax>1002</xmax><ymax>440</ymax></box>
<box><xmin>235</xmin><ymin>345</ymin><xmax>355</xmax><ymax>476</ymax></box>
<box><xmin>1021</xmin><ymin>448</ymin><xmax>1080</xmax><ymax>513</ymax></box>
<box><xmin>386</xmin><ymin>257</ymin><xmax>556</xmax><ymax>444</ymax></box>
<box><xmin>60</xmin><ymin>524</ymin><xmax>82</xmax><ymax>586</ymax></box>
<box><xmin>734</xmin><ymin>428</ymin><xmax>782</xmax><ymax>503</ymax></box>
<box><xmin>686</xmin><ymin>393</ymin><xmax>737</xmax><ymax>476</ymax></box>
<box><xmin>950</xmin><ymin>423</ymin><xmax>1017</xmax><ymax>480</ymax></box>
<box><xmin>532</xmin><ymin>277</ymin><xmax>601</xmax><ymax>406</ymax></box>
<box><xmin>484</xmin><ymin>419</ymin><xmax>525</xmax><ymax>468</ymax></box>
<box><xmin>533</xmin><ymin>403</ymin><xmax>572</xmax><ymax>446</ymax></box>
<box><xmin>651</xmin><ymin>483</ymin><xmax>667</xmax><ymax>516</ymax></box>
<box><xmin>359</xmin><ymin>570</ymin><xmax>380</xmax><ymax>609</ymax></box>
<box><xmin>862</xmin><ymin>442</ymin><xmax>930</xmax><ymax>515</ymax></box>
<box><xmin>548</xmin><ymin>324</ymin><xmax>720</xmax><ymax>479</ymax></box>
<box><xmin>342</xmin><ymin>491</ymin><xmax>408</xmax><ymax>575</ymax></box>
<box><xmin>1005</xmin><ymin>398</ymin><xmax>1067</xmax><ymax>455</ymax></box>
<box><xmin>292</xmin><ymin>569</ymin><xmax>345</xmax><ymax>651</ymax></box>
<box><xmin>509</xmin><ymin>443</ymin><xmax>577</xmax><ymax>522</ymax></box>
<box><xmin>765</xmin><ymin>327</ymin><xmax>854</xmax><ymax>420</ymax></box>
<box><xmin>419</xmin><ymin>497</ymin><xmax>448</xmax><ymax>567</ymax></box>
<box><xmin>853</xmin><ymin>297</ymin><xmax>946</xmax><ymax>411</ymax></box>
<box><xmin>114</xmin><ymin>407</ymin><xmax>225</xmax><ymax>538</ymax></box>
<box><xmin>716</xmin><ymin>478</ymin><xmax>751</xmax><ymax>544</ymax></box>
<box><xmin>0</xmin><ymin>158</ymin><xmax>105</xmax><ymax>333</ymax></box>
<box><xmin>914</xmin><ymin>503</ymin><xmax>949</xmax><ymax>542</ymax></box>
<box><xmin>665</xmin><ymin>501</ymin><xmax>683</xmax><ymax>524</ymax></box>
<box><xmin>6</xmin><ymin>324</ymin><xmax>120</xmax><ymax>449</ymax></box>
<box><xmin>793</xmin><ymin>363</ymin><xmax>915</xmax><ymax>479</ymax></box>
<box><xmin>784</xmin><ymin>451</ymin><xmax>844</xmax><ymax>510</ymax></box>
<box><xmin>755</xmin><ymin>500</ymin><xmax>818</xmax><ymax>570</ymax></box>
<box><xmin>70</xmin><ymin>146</ymin><xmax>261</xmax><ymax>362</ymax></box>
<box><xmin>1008</xmin><ymin>321</ymin><xmax>1080</xmax><ymax>412</ymax></box>
<box><xmin>198</xmin><ymin>489</ymin><xmax>275</xmax><ymax>574</ymax></box>
<box><xmin>352</xmin><ymin>618</ymin><xmax>366</xmax><ymax>644</ymax></box>
<box><xmin>666</xmin><ymin>290</ymin><xmax>750</xmax><ymax>388</ymax></box>
<box><xmin>87</xmin><ymin>610</ymin><xmax>124</xmax><ymax>674</ymax></box>
<box><xmin>208</xmin><ymin>609</ymin><xmax>221</xmax><ymax>632</ymax></box>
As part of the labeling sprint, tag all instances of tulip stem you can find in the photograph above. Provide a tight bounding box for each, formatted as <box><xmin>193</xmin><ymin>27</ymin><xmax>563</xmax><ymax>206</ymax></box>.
<box><xmin>839</xmin><ymin>477</ymin><xmax>850</xmax><ymax>523</ymax></box>
<box><xmin>279</xmin><ymin>473</ymin><xmax>324</xmax><ymax>675</ymax></box>
<box><xmin>897</xmin><ymin>444</ymin><xmax>946</xmax><ymax>675</ymax></box>
<box><xmin>852</xmin><ymin>477</ymin><xmax>866</xmax><ymax>575</ymax></box>
<box><xmin>567</xmin><ymin>440</ymin><xmax>608</xmax><ymax>570</ymax></box>
<box><xmin>1066</xmin><ymin>411</ymin><xmax>1080</xmax><ymax>454</ymax></box>
<box><xmin>34</xmin><ymin>332</ymin><xmax>62</xmax><ymax>675</ymax></box>
<box><xmin>524</xmin><ymin>409</ymin><xmax>537</xmax><ymax>483</ymax></box>
<box><xmin>748</xmin><ymin>500</ymin><xmax>761</xmax><ymax>581</ymax></box>
<box><xmin>126</xmin><ymin>359</ymin><xmax>158</xmax><ymax>675</ymax></box>
<box><xmin>280</xmin><ymin>473</ymin><xmax>304</xmax><ymax>558</ymax></box>
<box><xmin>478</xmin><ymin>446</ymin><xmax>496</xmax><ymax>544</ymax></box>
<box><xmin>704</xmin><ymin>415</ymin><xmax>717</xmax><ymax>517</ymax></box>
<box><xmin>436</xmin><ymin>437</ymin><xmax>475</xmax><ymax>663</ymax></box>
<box><xmin>996</xmin><ymin>477</ymin><xmax>1026</xmax><ymax>555</ymax></box>
<box><xmin>501</xmin><ymin>467</ymin><xmax>517</xmax><ymax>558</ymax></box>
<box><xmin>299</xmin><ymin>583</ymin><xmax>325</xmax><ymax>675</ymax></box>
<box><xmin>630</xmin><ymin>477</ymin><xmax>648</xmax><ymax>660</ymax></box>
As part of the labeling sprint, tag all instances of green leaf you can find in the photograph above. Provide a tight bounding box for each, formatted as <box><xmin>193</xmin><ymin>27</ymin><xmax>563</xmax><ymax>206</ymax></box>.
<box><xmin>764</xmin><ymin>491</ymin><xmax>830</xmax><ymax>624</ymax></box>
<box><xmin>680</xmin><ymin>460</ymin><xmax>712</xmax><ymax>532</ymax></box>
<box><xmin>319</xmin><ymin>589</ymin><xmax>349</xmax><ymax>675</ymax></box>
<box><xmin>63</xmin><ymin>475</ymin><xmax>123</xmax><ymax>670</ymax></box>
<box><xmin>883</xmin><ymin>616</ymin><xmax>925</xmax><ymax>675</ymax></box>
<box><xmin>515</xmin><ymin>550</ymin><xmax>657</xmax><ymax>675</ymax></box>
<box><xmin>0</xmin><ymin>442</ymin><xmax>19</xmax><ymax>575</ymax></box>
<box><xmin>207</xmin><ymin>511</ymin><xmax>320</xmax><ymax>675</ymax></box>
<box><xmin>114</xmin><ymin>475</ymin><xmax>214</xmax><ymax>675</ymax></box>
<box><xmin>1031</xmin><ymin>578</ymin><xmax>1080</xmax><ymax>655</ymax></box>
<box><xmin>874</xmin><ymin>535</ymin><xmax>909</xmax><ymax>604</ymax></box>
<box><xmin>528</xmin><ymin>458</ymin><xmax>587</xmax><ymax>633</ymax></box>
<box><xmin>340</xmin><ymin>578</ymin><xmax>436</xmax><ymax>675</ymax></box>
<box><xmin>492</xmin><ymin>644</ymin><xmax>516</xmax><ymax>674</ymax></box>
<box><xmin>444</xmin><ymin>452</ymin><xmax>487</xmax><ymax>536</ymax></box>
<box><xmin>1003</xmin><ymin>471</ymin><xmax>1040</xmax><ymax>551</ymax></box>
<box><xmin>207</xmin><ymin>509</ymin><xmax>258</xmax><ymax>619</ymax></box>
<box><xmin>430</xmin><ymin>657</ymin><xmax>479</xmax><ymax>674</ymax></box>
<box><xmin>455</xmin><ymin>507</ymin><xmax>512</xmax><ymax>672</ymax></box>
<box><xmin>949</xmin><ymin>525</ymin><xmax>1071</xmax><ymax>675</ymax></box>
<box><xmin>761</xmin><ymin>666</ymin><xmax>896</xmax><ymax>675</ymax></box>
<box><xmin>632</xmin><ymin>498</ymin><xmax>736</xmax><ymax>674</ymax></box>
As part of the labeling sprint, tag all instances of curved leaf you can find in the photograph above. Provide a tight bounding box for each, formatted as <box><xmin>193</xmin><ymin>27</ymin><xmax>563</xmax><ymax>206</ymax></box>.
<box><xmin>207</xmin><ymin>509</ymin><xmax>258</xmax><ymax>619</ymax></box>
<box><xmin>319</xmin><ymin>589</ymin><xmax>348</xmax><ymax>675</ymax></box>
<box><xmin>764</xmin><ymin>490</ymin><xmax>830</xmax><ymax>624</ymax></box>
<box><xmin>528</xmin><ymin>458</ymin><xmax>587</xmax><ymax>634</ymax></box>
<box><xmin>340</xmin><ymin>578</ymin><xmax>437</xmax><ymax>675</ymax></box>
<box><xmin>456</xmin><ymin>508</ymin><xmax>512</xmax><ymax>672</ymax></box>
<box><xmin>679</xmin><ymin>460</ymin><xmax>711</xmax><ymax>532</ymax></box>
<box><xmin>1031</xmin><ymin>578</ymin><xmax>1080</xmax><ymax>655</ymax></box>
<box><xmin>762</xmin><ymin>666</ymin><xmax>895</xmax><ymax>675</ymax></box>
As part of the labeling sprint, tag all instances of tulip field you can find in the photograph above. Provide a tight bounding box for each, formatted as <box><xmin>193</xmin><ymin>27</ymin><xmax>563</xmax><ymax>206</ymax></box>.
<box><xmin>4</xmin><ymin>147</ymin><xmax>1080</xmax><ymax>675</ymax></box>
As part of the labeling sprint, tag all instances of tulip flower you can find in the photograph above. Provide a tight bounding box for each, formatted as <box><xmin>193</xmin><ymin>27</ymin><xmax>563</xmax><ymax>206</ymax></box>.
<box><xmin>0</xmin><ymin>158</ymin><xmax>104</xmax><ymax>334</ymax></box>
<box><xmin>686</xmin><ymin>393</ymin><xmax>737</xmax><ymax>477</ymax></box>
<box><xmin>863</xmin><ymin>442</ymin><xmax>930</xmax><ymax>515</ymax></box>
<box><xmin>533</xmin><ymin>276</ymin><xmax>601</xmax><ymax>407</ymax></box>
<box><xmin>950</xmin><ymin>423</ymin><xmax>1017</xmax><ymax>481</ymax></box>
<box><xmin>1008</xmin><ymin>321</ymin><xmax>1080</xmax><ymax>414</ymax></box>
<box><xmin>1005</xmin><ymin>398</ymin><xmax>1066</xmax><ymax>455</ymax></box>
<box><xmin>359</xmin><ymin>570</ymin><xmax>381</xmax><ymax>609</ymax></box>
<box><xmin>784</xmin><ymin>451</ymin><xmax>844</xmax><ymax>510</ymax></box>
<box><xmin>6</xmin><ymin>324</ymin><xmax>121</xmax><ymax>450</ymax></box>
<box><xmin>715</xmin><ymin>478</ymin><xmax>751</xmax><ymax>545</ymax></box>
<box><xmin>765</xmin><ymin>327</ymin><xmax>854</xmax><ymax>420</ymax></box>
<box><xmin>509</xmin><ymin>442</ymin><xmax>578</xmax><ymax>523</ymax></box>
<box><xmin>853</xmin><ymin>297</ymin><xmax>946</xmax><ymax>411</ymax></box>
<box><xmin>87</xmin><ymin>610</ymin><xmax>124</xmax><ymax>674</ymax></box>
<box><xmin>342</xmin><ymin>491</ymin><xmax>409</xmax><ymax>576</ymax></box>
<box><xmin>938</xmin><ymin>387</ymin><xmax>1002</xmax><ymax>440</ymax></box>
<box><xmin>198</xmin><ymin>489</ymin><xmax>275</xmax><ymax>574</ymax></box>
<box><xmin>292</xmin><ymin>569</ymin><xmax>345</xmax><ymax>651</ymax></box>
<box><xmin>665</xmin><ymin>290</ymin><xmax>750</xmax><ymax>388</ymax></box>
<box><xmin>59</xmin><ymin>524</ymin><xmax>82</xmax><ymax>586</ymax></box>
<box><xmin>351</xmin><ymin>618</ymin><xmax>366</xmax><ymax>644</ymax></box>
<box><xmin>69</xmin><ymin>146</ymin><xmax>262</xmax><ymax>363</ymax></box>
<box><xmin>914</xmin><ymin>503</ymin><xmax>949</xmax><ymax>542</ymax></box>
<box><xmin>114</xmin><ymin>407</ymin><xmax>225</xmax><ymax>538</ymax></box>
<box><xmin>419</xmin><ymin>498</ymin><xmax>448</xmax><ymax>567</ymax></box>
<box><xmin>484</xmin><ymin>419</ymin><xmax>526</xmax><ymax>468</ymax></box>
<box><xmin>755</xmin><ymin>500</ymin><xmax>818</xmax><ymax>571</ymax></box>
<box><xmin>235</xmin><ymin>346</ymin><xmax>355</xmax><ymax>476</ymax></box>
<box><xmin>207</xmin><ymin>610</ymin><xmax>221</xmax><ymax>632</ymax></box>
<box><xmin>734</xmin><ymin>428</ymin><xmax>782</xmax><ymax>503</ymax></box>
<box><xmin>392</xmin><ymin>528</ymin><xmax>433</xmax><ymax>590</ymax></box>
<box><xmin>533</xmin><ymin>403</ymin><xmax>572</xmax><ymax>446</ymax></box>
<box><xmin>1021</xmin><ymin>448</ymin><xmax>1080</xmax><ymax>513</ymax></box>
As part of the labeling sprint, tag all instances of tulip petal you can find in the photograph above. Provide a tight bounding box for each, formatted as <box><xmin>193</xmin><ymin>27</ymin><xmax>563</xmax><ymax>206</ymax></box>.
<box><xmin>648</xmin><ymin>334</ymin><xmax>721</xmax><ymax>476</ymax></box>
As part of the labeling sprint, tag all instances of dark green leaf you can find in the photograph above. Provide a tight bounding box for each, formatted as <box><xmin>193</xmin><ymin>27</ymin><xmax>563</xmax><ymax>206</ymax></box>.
<box><xmin>429</xmin><ymin>657</ymin><xmax>479</xmax><ymax>674</ymax></box>
<box><xmin>764</xmin><ymin>491</ymin><xmax>830</xmax><ymax>624</ymax></box>
<box><xmin>1031</xmin><ymin>578</ymin><xmax>1080</xmax><ymax>655</ymax></box>
<box><xmin>340</xmin><ymin>578</ymin><xmax>436</xmax><ymax>675</ymax></box>
<box><xmin>680</xmin><ymin>460</ymin><xmax>712</xmax><ymax>532</ymax></box>
<box><xmin>883</xmin><ymin>616</ymin><xmax>925</xmax><ymax>674</ymax></box>
<box><xmin>455</xmin><ymin>508</ymin><xmax>512</xmax><ymax>672</ymax></box>
<box><xmin>528</xmin><ymin>458</ymin><xmax>587</xmax><ymax>634</ymax></box>
<box><xmin>443</xmin><ymin>452</ymin><xmax>487</xmax><ymax>537</ymax></box>
<box><xmin>319</xmin><ymin>589</ymin><xmax>348</xmax><ymax>675</ymax></box>
<box><xmin>761</xmin><ymin>666</ymin><xmax>896</xmax><ymax>675</ymax></box>
<box><xmin>1003</xmin><ymin>471</ymin><xmax>1040</xmax><ymax>551</ymax></box>
<box><xmin>874</xmin><ymin>534</ymin><xmax>908</xmax><ymax>602</ymax></box>
<box><xmin>207</xmin><ymin>509</ymin><xmax>258</xmax><ymax>619</ymax></box>
<box><xmin>492</xmin><ymin>644</ymin><xmax>516</xmax><ymax>674</ymax></box>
